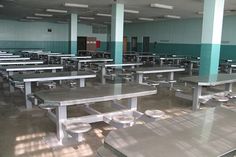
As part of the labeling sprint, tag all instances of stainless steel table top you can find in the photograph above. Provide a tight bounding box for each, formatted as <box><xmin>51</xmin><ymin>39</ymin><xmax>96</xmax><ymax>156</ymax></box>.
<box><xmin>137</xmin><ymin>55</ymin><xmax>159</xmax><ymax>58</ymax></box>
<box><xmin>0</xmin><ymin>53</ymin><xmax>13</xmax><ymax>56</ymax></box>
<box><xmin>10</xmin><ymin>71</ymin><xmax>96</xmax><ymax>83</ymax></box>
<box><xmin>188</xmin><ymin>59</ymin><xmax>200</xmax><ymax>63</ymax></box>
<box><xmin>180</xmin><ymin>73</ymin><xmax>236</xmax><ymax>86</ymax></box>
<box><xmin>0</xmin><ymin>60</ymin><xmax>43</xmax><ymax>65</ymax></box>
<box><xmin>60</xmin><ymin>56</ymin><xmax>92</xmax><ymax>59</ymax></box>
<box><xmin>34</xmin><ymin>83</ymin><xmax>157</xmax><ymax>106</ymax></box>
<box><xmin>0</xmin><ymin>57</ymin><xmax>30</xmax><ymax>61</ymax></box>
<box><xmin>134</xmin><ymin>67</ymin><xmax>185</xmax><ymax>74</ymax></box>
<box><xmin>0</xmin><ymin>64</ymin><xmax>63</xmax><ymax>72</ymax></box>
<box><xmin>104</xmin><ymin>107</ymin><xmax>236</xmax><ymax>157</ymax></box>
<box><xmin>47</xmin><ymin>54</ymin><xmax>75</xmax><ymax>57</ymax></box>
<box><xmin>78</xmin><ymin>58</ymin><xmax>113</xmax><ymax>63</ymax></box>
<box><xmin>160</xmin><ymin>57</ymin><xmax>186</xmax><ymax>60</ymax></box>
<box><xmin>220</xmin><ymin>62</ymin><xmax>236</xmax><ymax>67</ymax></box>
<box><xmin>123</xmin><ymin>54</ymin><xmax>137</xmax><ymax>56</ymax></box>
<box><xmin>0</xmin><ymin>55</ymin><xmax>20</xmax><ymax>58</ymax></box>
<box><xmin>95</xmin><ymin>63</ymin><xmax>143</xmax><ymax>67</ymax></box>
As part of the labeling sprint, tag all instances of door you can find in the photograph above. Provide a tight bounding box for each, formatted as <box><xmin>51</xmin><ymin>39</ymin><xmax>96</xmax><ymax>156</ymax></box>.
<box><xmin>86</xmin><ymin>37</ymin><xmax>96</xmax><ymax>51</ymax></box>
<box><xmin>131</xmin><ymin>37</ymin><xmax>138</xmax><ymax>52</ymax></box>
<box><xmin>123</xmin><ymin>36</ymin><xmax>128</xmax><ymax>53</ymax></box>
<box><xmin>143</xmin><ymin>36</ymin><xmax>150</xmax><ymax>52</ymax></box>
<box><xmin>77</xmin><ymin>37</ymin><xmax>87</xmax><ymax>51</ymax></box>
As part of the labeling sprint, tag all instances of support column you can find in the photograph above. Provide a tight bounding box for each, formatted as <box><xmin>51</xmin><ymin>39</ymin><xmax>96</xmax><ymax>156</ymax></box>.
<box><xmin>199</xmin><ymin>0</ymin><xmax>225</xmax><ymax>76</ymax></box>
<box><xmin>69</xmin><ymin>13</ymin><xmax>78</xmax><ymax>55</ymax></box>
<box><xmin>111</xmin><ymin>3</ymin><xmax>124</xmax><ymax>64</ymax></box>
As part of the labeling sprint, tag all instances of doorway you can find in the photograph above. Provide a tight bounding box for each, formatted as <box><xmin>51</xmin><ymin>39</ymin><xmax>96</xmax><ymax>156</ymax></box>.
<box><xmin>77</xmin><ymin>37</ymin><xmax>87</xmax><ymax>51</ymax></box>
<box><xmin>123</xmin><ymin>36</ymin><xmax>128</xmax><ymax>53</ymax></box>
<box><xmin>143</xmin><ymin>36</ymin><xmax>150</xmax><ymax>52</ymax></box>
<box><xmin>131</xmin><ymin>37</ymin><xmax>138</xmax><ymax>52</ymax></box>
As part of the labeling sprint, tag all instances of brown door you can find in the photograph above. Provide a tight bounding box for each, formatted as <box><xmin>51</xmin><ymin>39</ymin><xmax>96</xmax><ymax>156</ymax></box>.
<box><xmin>143</xmin><ymin>36</ymin><xmax>150</xmax><ymax>52</ymax></box>
<box><xmin>86</xmin><ymin>37</ymin><xmax>96</xmax><ymax>51</ymax></box>
<box><xmin>123</xmin><ymin>36</ymin><xmax>128</xmax><ymax>53</ymax></box>
<box><xmin>131</xmin><ymin>37</ymin><xmax>138</xmax><ymax>52</ymax></box>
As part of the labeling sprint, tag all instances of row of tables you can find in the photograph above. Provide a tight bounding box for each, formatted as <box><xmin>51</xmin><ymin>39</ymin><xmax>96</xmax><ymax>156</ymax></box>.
<box><xmin>1</xmin><ymin>50</ymin><xmax>236</xmax><ymax>156</ymax></box>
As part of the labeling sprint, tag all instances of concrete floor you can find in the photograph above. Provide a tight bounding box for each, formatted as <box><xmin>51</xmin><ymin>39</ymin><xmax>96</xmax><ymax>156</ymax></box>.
<box><xmin>0</xmin><ymin>72</ymin><xmax>234</xmax><ymax>157</ymax></box>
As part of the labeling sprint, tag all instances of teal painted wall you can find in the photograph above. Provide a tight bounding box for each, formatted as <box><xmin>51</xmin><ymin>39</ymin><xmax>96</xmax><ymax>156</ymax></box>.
<box><xmin>124</xmin><ymin>15</ymin><xmax>236</xmax><ymax>59</ymax></box>
<box><xmin>0</xmin><ymin>20</ymin><xmax>107</xmax><ymax>53</ymax></box>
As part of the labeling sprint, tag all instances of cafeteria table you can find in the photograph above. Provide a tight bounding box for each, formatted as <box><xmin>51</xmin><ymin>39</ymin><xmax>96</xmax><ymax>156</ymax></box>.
<box><xmin>10</xmin><ymin>71</ymin><xmax>96</xmax><ymax>109</ymax></box>
<box><xmin>98</xmin><ymin>107</ymin><xmax>236</xmax><ymax>157</ymax></box>
<box><xmin>33</xmin><ymin>83</ymin><xmax>156</xmax><ymax>142</ymax></box>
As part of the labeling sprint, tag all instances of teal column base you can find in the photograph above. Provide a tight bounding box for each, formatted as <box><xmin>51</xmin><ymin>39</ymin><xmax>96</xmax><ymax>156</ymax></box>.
<box><xmin>70</xmin><ymin>41</ymin><xmax>77</xmax><ymax>55</ymax></box>
<box><xmin>111</xmin><ymin>41</ymin><xmax>123</xmax><ymax>64</ymax></box>
<box><xmin>199</xmin><ymin>44</ymin><xmax>221</xmax><ymax>77</ymax></box>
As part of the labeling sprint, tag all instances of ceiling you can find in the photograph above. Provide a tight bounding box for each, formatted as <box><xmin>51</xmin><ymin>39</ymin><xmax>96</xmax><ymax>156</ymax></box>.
<box><xmin>0</xmin><ymin>0</ymin><xmax>236</xmax><ymax>25</ymax></box>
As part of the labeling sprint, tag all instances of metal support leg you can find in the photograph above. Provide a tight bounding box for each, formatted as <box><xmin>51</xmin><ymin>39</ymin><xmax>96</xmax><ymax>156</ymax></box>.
<box><xmin>80</xmin><ymin>78</ymin><xmax>85</xmax><ymax>87</ymax></box>
<box><xmin>160</xmin><ymin>59</ymin><xmax>163</xmax><ymax>66</ymax></box>
<box><xmin>189</xmin><ymin>62</ymin><xmax>193</xmax><ymax>76</ymax></box>
<box><xmin>229</xmin><ymin>67</ymin><xmax>232</xmax><ymax>74</ymax></box>
<box><xmin>176</xmin><ymin>59</ymin><xmax>180</xmax><ymax>65</ymax></box>
<box><xmin>24</xmin><ymin>82</ymin><xmax>32</xmax><ymax>109</ymax></box>
<box><xmin>137</xmin><ymin>57</ymin><xmax>140</xmax><ymax>63</ymax></box>
<box><xmin>168</xmin><ymin>72</ymin><xmax>174</xmax><ymax>88</ymax></box>
<box><xmin>225</xmin><ymin>83</ymin><xmax>232</xmax><ymax>92</ymax></box>
<box><xmin>128</xmin><ymin>97</ymin><xmax>138</xmax><ymax>111</ymax></box>
<box><xmin>137</xmin><ymin>74</ymin><xmax>143</xmax><ymax>84</ymax></box>
<box><xmin>77</xmin><ymin>62</ymin><xmax>81</xmax><ymax>71</ymax></box>
<box><xmin>192</xmin><ymin>86</ymin><xmax>202</xmax><ymax>111</ymax></box>
<box><xmin>52</xmin><ymin>69</ymin><xmax>56</xmax><ymax>73</ymax></box>
<box><xmin>56</xmin><ymin>106</ymin><xmax>67</xmax><ymax>142</ymax></box>
<box><xmin>101</xmin><ymin>67</ymin><xmax>106</xmax><ymax>84</ymax></box>
<box><xmin>8</xmin><ymin>72</ymin><xmax>14</xmax><ymax>93</ymax></box>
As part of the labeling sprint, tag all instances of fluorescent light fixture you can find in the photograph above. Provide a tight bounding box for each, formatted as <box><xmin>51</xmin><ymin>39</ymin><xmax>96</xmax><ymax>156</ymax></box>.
<box><xmin>20</xmin><ymin>19</ymin><xmax>35</xmax><ymax>22</ymax></box>
<box><xmin>164</xmin><ymin>15</ymin><xmax>181</xmax><ymax>19</ymax></box>
<box><xmin>46</xmin><ymin>9</ymin><xmax>68</xmax><ymax>13</ymax></box>
<box><xmin>150</xmin><ymin>3</ymin><xmax>173</xmax><ymax>10</ymax></box>
<box><xmin>64</xmin><ymin>3</ymin><xmax>88</xmax><ymax>8</ymax></box>
<box><xmin>57</xmin><ymin>21</ymin><xmax>68</xmax><ymax>24</ymax></box>
<box><xmin>26</xmin><ymin>16</ymin><xmax>43</xmax><ymax>20</ymax></box>
<box><xmin>124</xmin><ymin>9</ymin><xmax>139</xmax><ymax>14</ymax></box>
<box><xmin>124</xmin><ymin>20</ymin><xmax>132</xmax><ymax>23</ymax></box>
<box><xmin>0</xmin><ymin>4</ymin><xmax>4</xmax><ymax>8</ymax></box>
<box><xmin>79</xmin><ymin>16</ymin><xmax>94</xmax><ymax>20</ymax></box>
<box><xmin>138</xmin><ymin>17</ymin><xmax>154</xmax><ymax>21</ymax></box>
<box><xmin>104</xmin><ymin>22</ymin><xmax>111</xmax><ymax>24</ymax></box>
<box><xmin>34</xmin><ymin>13</ymin><xmax>53</xmax><ymax>17</ymax></box>
<box><xmin>96</xmin><ymin>13</ymin><xmax>111</xmax><ymax>17</ymax></box>
<box><xmin>196</xmin><ymin>11</ymin><xmax>203</xmax><ymax>15</ymax></box>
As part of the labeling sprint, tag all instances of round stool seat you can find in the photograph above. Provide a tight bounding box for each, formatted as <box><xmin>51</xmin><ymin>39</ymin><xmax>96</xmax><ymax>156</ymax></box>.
<box><xmin>118</xmin><ymin>73</ymin><xmax>132</xmax><ymax>77</ymax></box>
<box><xmin>173</xmin><ymin>88</ymin><xmax>183</xmax><ymax>92</ymax></box>
<box><xmin>107</xmin><ymin>69</ymin><xmax>113</xmax><ymax>73</ymax></box>
<box><xmin>227</xmin><ymin>93</ymin><xmax>236</xmax><ymax>99</ymax></box>
<box><xmin>145</xmin><ymin>110</ymin><xmax>165</xmax><ymax>118</ymax></box>
<box><xmin>156</xmin><ymin>74</ymin><xmax>163</xmax><ymax>78</ymax></box>
<box><xmin>112</xmin><ymin>115</ymin><xmax>134</xmax><ymax>124</ymax></box>
<box><xmin>213</xmin><ymin>96</ymin><xmax>229</xmax><ymax>102</ymax></box>
<box><xmin>168</xmin><ymin>80</ymin><xmax>177</xmax><ymax>83</ymax></box>
<box><xmin>123</xmin><ymin>77</ymin><xmax>132</xmax><ymax>81</ymax></box>
<box><xmin>143</xmin><ymin>76</ymin><xmax>149</xmax><ymax>81</ymax></box>
<box><xmin>15</xmin><ymin>84</ymin><xmax>24</xmax><ymax>89</ymax></box>
<box><xmin>39</xmin><ymin>104</ymin><xmax>56</xmax><ymax>110</ymax></box>
<box><xmin>65</xmin><ymin>122</ymin><xmax>91</xmax><ymax>134</ymax></box>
